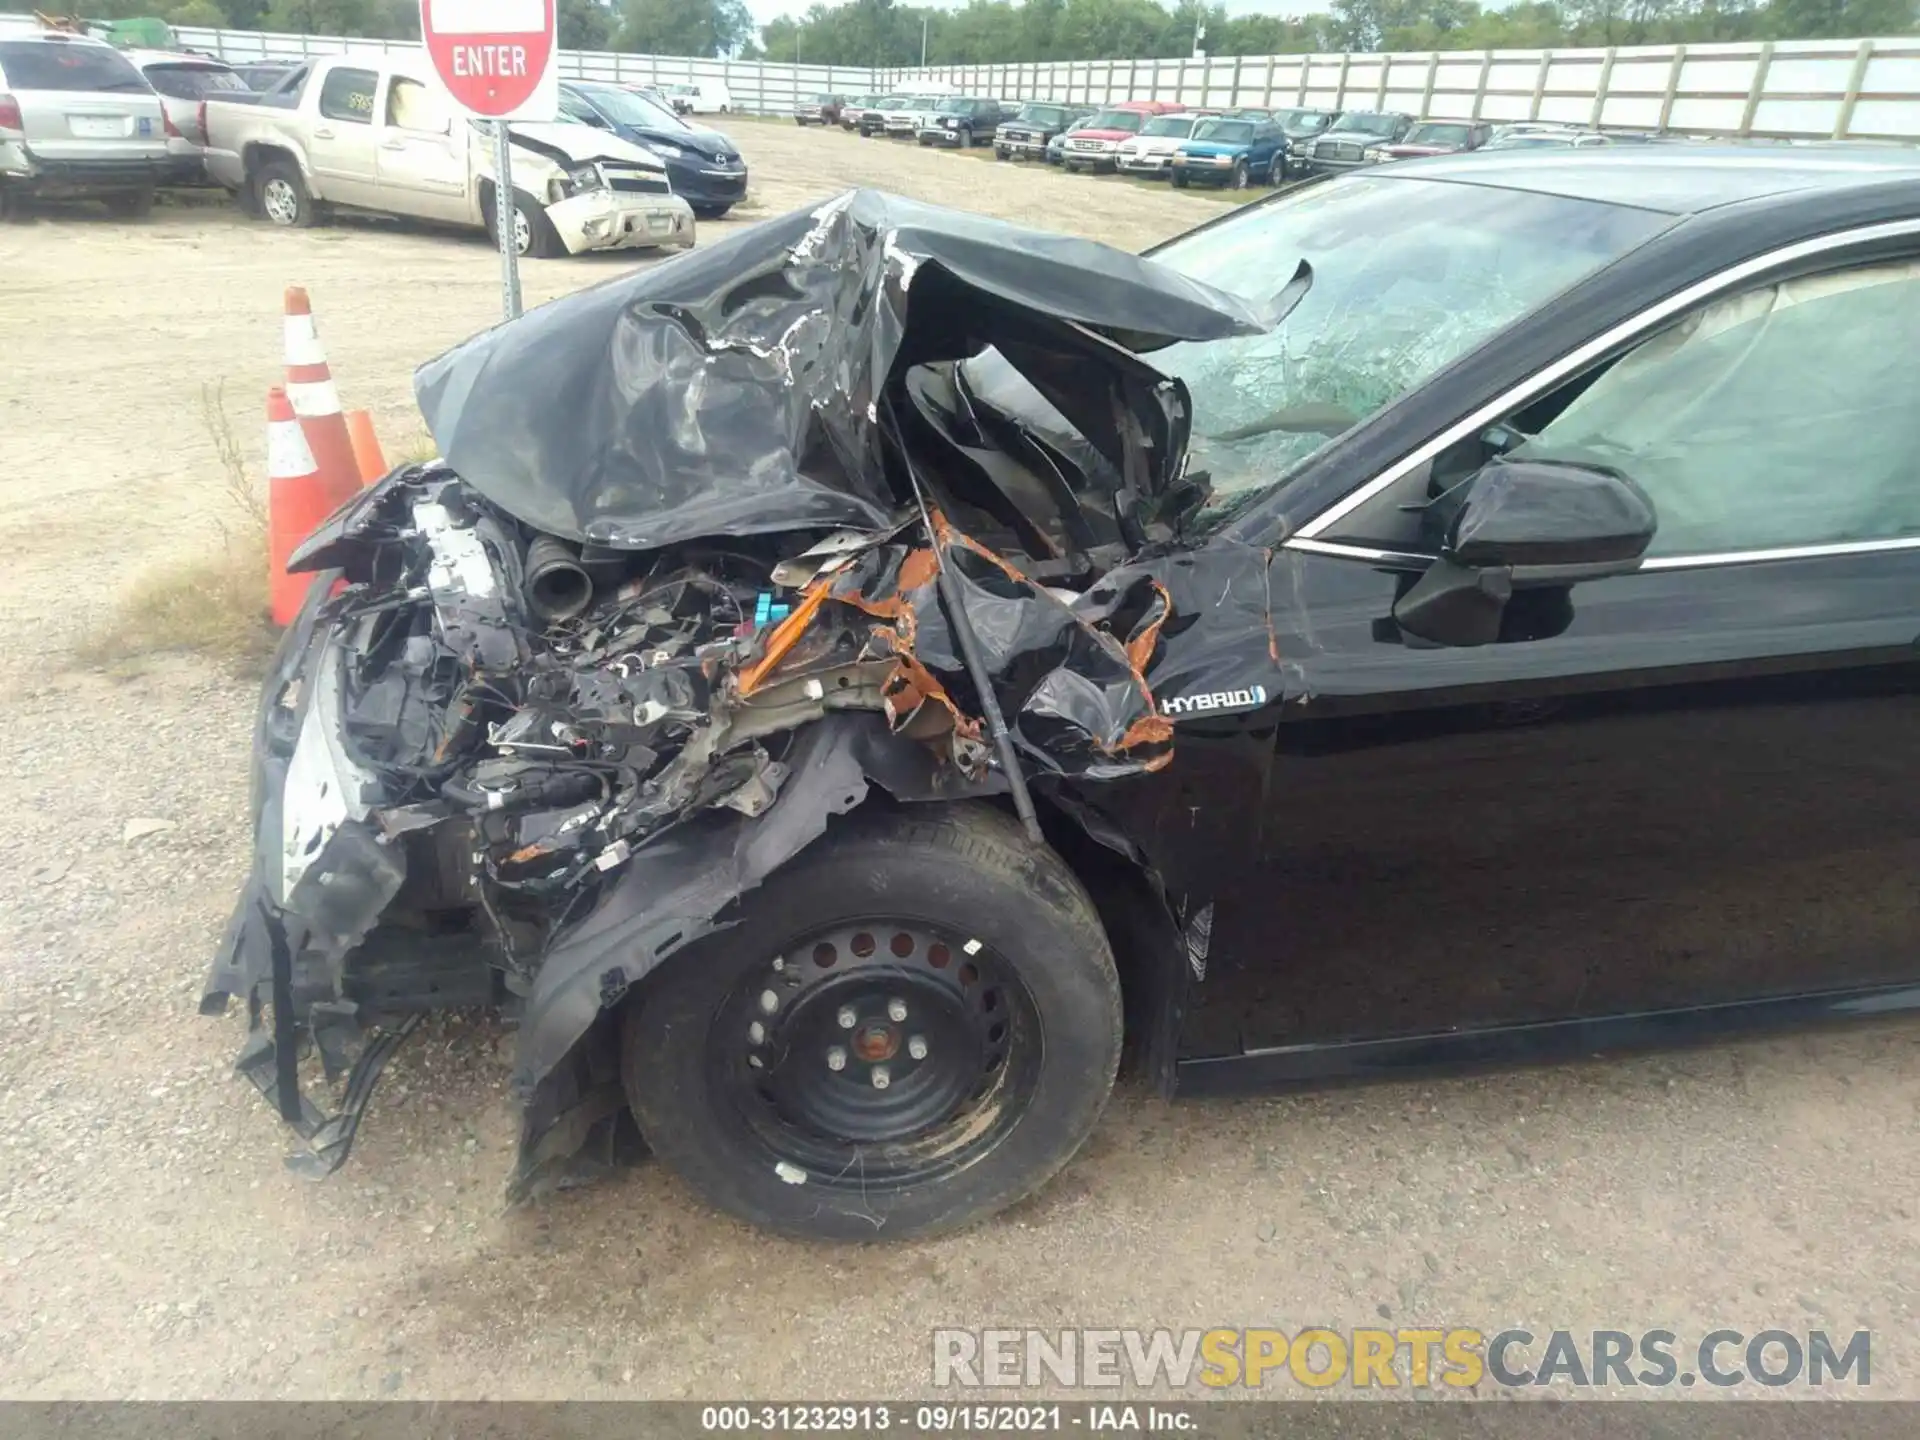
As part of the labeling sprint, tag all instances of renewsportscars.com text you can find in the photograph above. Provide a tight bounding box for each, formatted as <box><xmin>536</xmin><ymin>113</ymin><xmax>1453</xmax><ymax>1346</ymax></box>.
<box><xmin>932</xmin><ymin>1327</ymin><xmax>1872</xmax><ymax>1391</ymax></box>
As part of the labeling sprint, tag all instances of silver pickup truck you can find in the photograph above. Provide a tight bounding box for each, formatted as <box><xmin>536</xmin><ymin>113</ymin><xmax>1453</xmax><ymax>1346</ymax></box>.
<box><xmin>202</xmin><ymin>54</ymin><xmax>694</xmax><ymax>257</ymax></box>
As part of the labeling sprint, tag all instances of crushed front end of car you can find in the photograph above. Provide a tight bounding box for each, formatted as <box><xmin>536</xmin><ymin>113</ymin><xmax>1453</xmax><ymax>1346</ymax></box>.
<box><xmin>202</xmin><ymin>189</ymin><xmax>1297</xmax><ymax>1194</ymax></box>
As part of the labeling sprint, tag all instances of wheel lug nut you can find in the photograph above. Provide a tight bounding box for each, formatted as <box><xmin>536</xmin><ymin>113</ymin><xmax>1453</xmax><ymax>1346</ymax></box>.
<box><xmin>759</xmin><ymin>989</ymin><xmax>778</xmax><ymax>1014</ymax></box>
<box><xmin>887</xmin><ymin>998</ymin><xmax>908</xmax><ymax>1022</ymax></box>
<box><xmin>871</xmin><ymin>1065</ymin><xmax>891</xmax><ymax>1090</ymax></box>
<box><xmin>749</xmin><ymin>1021</ymin><xmax>765</xmax><ymax>1044</ymax></box>
<box><xmin>836</xmin><ymin>1005</ymin><xmax>857</xmax><ymax>1029</ymax></box>
<box><xmin>907</xmin><ymin>1034</ymin><xmax>928</xmax><ymax>1060</ymax></box>
<box><xmin>826</xmin><ymin>1046</ymin><xmax>847</xmax><ymax>1072</ymax></box>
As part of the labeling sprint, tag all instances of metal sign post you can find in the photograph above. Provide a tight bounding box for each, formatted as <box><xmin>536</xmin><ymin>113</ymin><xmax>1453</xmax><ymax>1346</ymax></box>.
<box><xmin>419</xmin><ymin>0</ymin><xmax>557</xmax><ymax>323</ymax></box>
<box><xmin>490</xmin><ymin>119</ymin><xmax>523</xmax><ymax>320</ymax></box>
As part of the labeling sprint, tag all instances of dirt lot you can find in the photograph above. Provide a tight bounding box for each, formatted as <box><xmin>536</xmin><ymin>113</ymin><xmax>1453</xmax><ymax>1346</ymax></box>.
<box><xmin>2</xmin><ymin>119</ymin><xmax>1918</xmax><ymax>1402</ymax></box>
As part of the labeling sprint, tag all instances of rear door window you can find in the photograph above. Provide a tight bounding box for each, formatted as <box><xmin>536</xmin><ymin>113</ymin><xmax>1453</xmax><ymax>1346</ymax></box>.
<box><xmin>0</xmin><ymin>41</ymin><xmax>150</xmax><ymax>92</ymax></box>
<box><xmin>318</xmin><ymin>66</ymin><xmax>377</xmax><ymax>125</ymax></box>
<box><xmin>142</xmin><ymin>64</ymin><xmax>248</xmax><ymax>100</ymax></box>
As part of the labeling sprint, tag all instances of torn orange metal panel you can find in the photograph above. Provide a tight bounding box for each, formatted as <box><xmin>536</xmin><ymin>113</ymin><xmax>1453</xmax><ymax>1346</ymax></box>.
<box><xmin>735</xmin><ymin>583</ymin><xmax>832</xmax><ymax>696</ymax></box>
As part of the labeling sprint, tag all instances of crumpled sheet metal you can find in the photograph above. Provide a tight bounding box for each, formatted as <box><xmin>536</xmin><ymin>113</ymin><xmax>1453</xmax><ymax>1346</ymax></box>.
<box><xmin>746</xmin><ymin>514</ymin><xmax>1174</xmax><ymax>783</ymax></box>
<box><xmin>412</xmin><ymin>189</ymin><xmax>1272</xmax><ymax>553</ymax></box>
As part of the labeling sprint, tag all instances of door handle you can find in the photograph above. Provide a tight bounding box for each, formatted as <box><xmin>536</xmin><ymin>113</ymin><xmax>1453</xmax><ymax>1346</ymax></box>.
<box><xmin>380</xmin><ymin>138</ymin><xmax>406</xmax><ymax>151</ymax></box>
<box><xmin>314</xmin><ymin>125</ymin><xmax>335</xmax><ymax>139</ymax></box>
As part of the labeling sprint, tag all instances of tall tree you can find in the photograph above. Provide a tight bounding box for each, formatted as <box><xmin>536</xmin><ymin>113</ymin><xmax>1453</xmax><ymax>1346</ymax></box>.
<box><xmin>616</xmin><ymin>0</ymin><xmax>754</xmax><ymax>56</ymax></box>
<box><xmin>559</xmin><ymin>0</ymin><xmax>617</xmax><ymax>49</ymax></box>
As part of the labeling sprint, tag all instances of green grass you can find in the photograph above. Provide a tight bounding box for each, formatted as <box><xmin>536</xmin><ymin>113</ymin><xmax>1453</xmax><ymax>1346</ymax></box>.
<box><xmin>75</xmin><ymin>383</ymin><xmax>277</xmax><ymax>675</ymax></box>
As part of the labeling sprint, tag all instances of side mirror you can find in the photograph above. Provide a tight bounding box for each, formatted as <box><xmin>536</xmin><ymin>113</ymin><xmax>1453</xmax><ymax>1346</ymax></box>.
<box><xmin>1392</xmin><ymin>459</ymin><xmax>1657</xmax><ymax>648</ymax></box>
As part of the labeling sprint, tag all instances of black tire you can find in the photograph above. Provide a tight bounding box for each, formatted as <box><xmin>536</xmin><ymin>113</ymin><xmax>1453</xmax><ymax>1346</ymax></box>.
<box><xmin>0</xmin><ymin>180</ymin><xmax>27</xmax><ymax>223</ymax></box>
<box><xmin>1230</xmin><ymin>158</ymin><xmax>1249</xmax><ymax>190</ymax></box>
<box><xmin>621</xmin><ymin>802</ymin><xmax>1123</xmax><ymax>1242</ymax></box>
<box><xmin>254</xmin><ymin>158</ymin><xmax>317</xmax><ymax>228</ymax></box>
<box><xmin>482</xmin><ymin>184</ymin><xmax>561</xmax><ymax>259</ymax></box>
<box><xmin>103</xmin><ymin>186</ymin><xmax>155</xmax><ymax>220</ymax></box>
<box><xmin>1170</xmin><ymin>170</ymin><xmax>1189</xmax><ymax>189</ymax></box>
<box><xmin>691</xmin><ymin>203</ymin><xmax>731</xmax><ymax>220</ymax></box>
<box><xmin>995</xmin><ymin>146</ymin><xmax>1009</xmax><ymax>160</ymax></box>
<box><xmin>794</xmin><ymin>117</ymin><xmax>806</xmax><ymax>127</ymax></box>
<box><xmin>957</xmin><ymin>125</ymin><xmax>972</xmax><ymax>148</ymax></box>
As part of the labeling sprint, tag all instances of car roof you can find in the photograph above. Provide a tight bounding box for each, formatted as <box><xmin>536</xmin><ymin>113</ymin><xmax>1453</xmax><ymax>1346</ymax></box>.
<box><xmin>124</xmin><ymin>48</ymin><xmax>234</xmax><ymax>66</ymax></box>
<box><xmin>0</xmin><ymin>30</ymin><xmax>116</xmax><ymax>47</ymax></box>
<box><xmin>1383</xmin><ymin>145</ymin><xmax>1920</xmax><ymax>214</ymax></box>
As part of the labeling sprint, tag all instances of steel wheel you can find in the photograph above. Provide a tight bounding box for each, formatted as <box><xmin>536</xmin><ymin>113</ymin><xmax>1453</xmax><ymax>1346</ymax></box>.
<box><xmin>512</xmin><ymin>205</ymin><xmax>531</xmax><ymax>256</ymax></box>
<box><xmin>1231</xmin><ymin>158</ymin><xmax>1250</xmax><ymax>190</ymax></box>
<box><xmin>710</xmin><ymin>918</ymin><xmax>1039</xmax><ymax>1189</ymax></box>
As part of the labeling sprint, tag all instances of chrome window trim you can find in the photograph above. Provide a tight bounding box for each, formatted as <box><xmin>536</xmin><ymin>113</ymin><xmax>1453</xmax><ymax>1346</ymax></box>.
<box><xmin>1289</xmin><ymin>533</ymin><xmax>1920</xmax><ymax>573</ymax></box>
<box><xmin>1290</xmin><ymin>217</ymin><xmax>1920</xmax><ymax>547</ymax></box>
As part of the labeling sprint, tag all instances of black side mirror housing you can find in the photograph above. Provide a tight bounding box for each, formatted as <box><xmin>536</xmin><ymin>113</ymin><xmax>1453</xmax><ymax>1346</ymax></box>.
<box><xmin>1392</xmin><ymin>459</ymin><xmax>1657</xmax><ymax>647</ymax></box>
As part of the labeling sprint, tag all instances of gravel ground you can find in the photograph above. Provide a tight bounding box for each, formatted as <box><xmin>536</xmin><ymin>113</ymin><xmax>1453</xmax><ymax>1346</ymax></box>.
<box><xmin>2</xmin><ymin>120</ymin><xmax>1918</xmax><ymax>1403</ymax></box>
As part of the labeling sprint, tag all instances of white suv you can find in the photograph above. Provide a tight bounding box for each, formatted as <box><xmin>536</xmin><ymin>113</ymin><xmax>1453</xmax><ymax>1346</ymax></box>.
<box><xmin>0</xmin><ymin>29</ymin><xmax>167</xmax><ymax>217</ymax></box>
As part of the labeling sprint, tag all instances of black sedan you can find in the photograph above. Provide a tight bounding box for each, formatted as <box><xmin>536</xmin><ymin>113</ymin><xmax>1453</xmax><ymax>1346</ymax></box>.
<box><xmin>207</xmin><ymin>153</ymin><xmax>1920</xmax><ymax>1244</ymax></box>
<box><xmin>557</xmin><ymin>80</ymin><xmax>747</xmax><ymax>219</ymax></box>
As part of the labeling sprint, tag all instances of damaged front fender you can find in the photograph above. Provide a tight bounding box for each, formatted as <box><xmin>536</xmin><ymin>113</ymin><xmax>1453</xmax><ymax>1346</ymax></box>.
<box><xmin>204</xmin><ymin>189</ymin><xmax>1302</xmax><ymax>1193</ymax></box>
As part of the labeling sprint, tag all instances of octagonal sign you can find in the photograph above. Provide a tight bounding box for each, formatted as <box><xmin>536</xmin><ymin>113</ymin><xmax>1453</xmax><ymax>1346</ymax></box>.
<box><xmin>420</xmin><ymin>0</ymin><xmax>557</xmax><ymax>121</ymax></box>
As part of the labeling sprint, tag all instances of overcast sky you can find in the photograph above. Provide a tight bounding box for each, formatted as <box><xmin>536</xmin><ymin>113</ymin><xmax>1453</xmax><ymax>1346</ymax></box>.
<box><xmin>743</xmin><ymin>0</ymin><xmax>1332</xmax><ymax>36</ymax></box>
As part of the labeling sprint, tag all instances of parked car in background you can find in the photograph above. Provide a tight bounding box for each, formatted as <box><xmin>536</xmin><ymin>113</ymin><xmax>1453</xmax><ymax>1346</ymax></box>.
<box><xmin>559</xmin><ymin>80</ymin><xmax>747</xmax><ymax>219</ymax></box>
<box><xmin>1485</xmin><ymin>125</ymin><xmax>1614</xmax><ymax>151</ymax></box>
<box><xmin>994</xmin><ymin>101</ymin><xmax>1085</xmax><ymax>160</ymax></box>
<box><xmin>1170</xmin><ymin>114</ymin><xmax>1289</xmax><ymax>189</ymax></box>
<box><xmin>836</xmin><ymin>95</ymin><xmax>880</xmax><ymax>130</ymax></box>
<box><xmin>1370</xmin><ymin>118</ymin><xmax>1494</xmax><ymax>163</ymax></box>
<box><xmin>855</xmin><ymin>94</ymin><xmax>903</xmax><ymax>136</ymax></box>
<box><xmin>234</xmin><ymin>60</ymin><xmax>298</xmax><ymax>93</ymax></box>
<box><xmin>883</xmin><ymin>94</ymin><xmax>942</xmax><ymax>139</ymax></box>
<box><xmin>1273</xmin><ymin>107</ymin><xmax>1339</xmax><ymax>145</ymax></box>
<box><xmin>1295</xmin><ymin>110</ymin><xmax>1415</xmax><ymax>173</ymax></box>
<box><xmin>1046</xmin><ymin>116</ymin><xmax>1094</xmax><ymax>165</ymax></box>
<box><xmin>202</xmin><ymin>57</ymin><xmax>693</xmax><ymax>256</ymax></box>
<box><xmin>657</xmin><ymin>81</ymin><xmax>734</xmax><ymax>116</ymax></box>
<box><xmin>1061</xmin><ymin>100</ymin><xmax>1185</xmax><ymax>173</ymax></box>
<box><xmin>125</xmin><ymin>48</ymin><xmax>246</xmax><ymax>183</ymax></box>
<box><xmin>1115</xmin><ymin>112</ymin><xmax>1217</xmax><ymax>178</ymax></box>
<box><xmin>793</xmin><ymin>93</ymin><xmax>844</xmax><ymax>126</ymax></box>
<box><xmin>917</xmin><ymin>95</ymin><xmax>1009</xmax><ymax>148</ymax></box>
<box><xmin>0</xmin><ymin>29</ymin><xmax>167</xmax><ymax>218</ymax></box>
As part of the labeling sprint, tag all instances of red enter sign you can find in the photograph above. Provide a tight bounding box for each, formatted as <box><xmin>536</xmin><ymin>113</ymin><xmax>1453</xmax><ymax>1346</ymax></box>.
<box><xmin>420</xmin><ymin>0</ymin><xmax>556</xmax><ymax>119</ymax></box>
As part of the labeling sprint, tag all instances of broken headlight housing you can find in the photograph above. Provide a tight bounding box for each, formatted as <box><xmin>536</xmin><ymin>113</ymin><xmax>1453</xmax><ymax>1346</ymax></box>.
<box><xmin>548</xmin><ymin>162</ymin><xmax>606</xmax><ymax>203</ymax></box>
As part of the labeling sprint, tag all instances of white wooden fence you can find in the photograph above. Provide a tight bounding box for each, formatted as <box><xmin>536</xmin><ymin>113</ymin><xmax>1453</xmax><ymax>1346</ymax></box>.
<box><xmin>166</xmin><ymin>25</ymin><xmax>873</xmax><ymax>117</ymax></box>
<box><xmin>889</xmin><ymin>39</ymin><xmax>1920</xmax><ymax>141</ymax></box>
<box><xmin>147</xmin><ymin>25</ymin><xmax>1920</xmax><ymax>141</ymax></box>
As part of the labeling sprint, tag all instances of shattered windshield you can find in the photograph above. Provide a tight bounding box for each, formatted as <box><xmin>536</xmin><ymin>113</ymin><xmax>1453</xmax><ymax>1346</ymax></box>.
<box><xmin>1143</xmin><ymin>175</ymin><xmax>1673</xmax><ymax>516</ymax></box>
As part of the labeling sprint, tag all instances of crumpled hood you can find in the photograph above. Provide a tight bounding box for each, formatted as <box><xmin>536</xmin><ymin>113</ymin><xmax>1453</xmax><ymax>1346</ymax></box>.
<box><xmin>414</xmin><ymin>188</ymin><xmax>1283</xmax><ymax>557</ymax></box>
<box><xmin>508</xmin><ymin>120</ymin><xmax>667</xmax><ymax>172</ymax></box>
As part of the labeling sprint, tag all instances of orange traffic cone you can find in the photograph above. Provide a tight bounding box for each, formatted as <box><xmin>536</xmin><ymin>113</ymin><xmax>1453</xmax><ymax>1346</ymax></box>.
<box><xmin>283</xmin><ymin>286</ymin><xmax>362</xmax><ymax>511</ymax></box>
<box><xmin>266</xmin><ymin>386</ymin><xmax>334</xmax><ymax>626</ymax></box>
<box><xmin>344</xmin><ymin>408</ymin><xmax>388</xmax><ymax>486</ymax></box>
